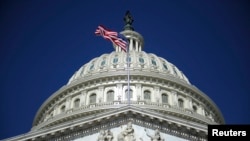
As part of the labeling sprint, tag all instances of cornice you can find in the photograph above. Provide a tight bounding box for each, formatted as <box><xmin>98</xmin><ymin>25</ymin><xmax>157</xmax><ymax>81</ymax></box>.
<box><xmin>6</xmin><ymin>106</ymin><xmax>208</xmax><ymax>141</ymax></box>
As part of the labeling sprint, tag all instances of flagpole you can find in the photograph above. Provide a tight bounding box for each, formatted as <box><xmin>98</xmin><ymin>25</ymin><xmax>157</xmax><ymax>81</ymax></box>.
<box><xmin>127</xmin><ymin>41</ymin><xmax>130</xmax><ymax>105</ymax></box>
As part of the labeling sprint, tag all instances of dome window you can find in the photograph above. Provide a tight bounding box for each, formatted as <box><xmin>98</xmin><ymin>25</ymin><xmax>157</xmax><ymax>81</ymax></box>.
<box><xmin>178</xmin><ymin>99</ymin><xmax>184</xmax><ymax>108</ymax></box>
<box><xmin>151</xmin><ymin>59</ymin><xmax>157</xmax><ymax>66</ymax></box>
<box><xmin>89</xmin><ymin>93</ymin><xmax>96</xmax><ymax>104</ymax></box>
<box><xmin>89</xmin><ymin>64</ymin><xmax>94</xmax><ymax>70</ymax></box>
<box><xmin>80</xmin><ymin>67</ymin><xmax>85</xmax><ymax>76</ymax></box>
<box><xmin>163</xmin><ymin>63</ymin><xmax>168</xmax><ymax>70</ymax></box>
<box><xmin>74</xmin><ymin>99</ymin><xmax>80</xmax><ymax>108</ymax></box>
<box><xmin>144</xmin><ymin>90</ymin><xmax>151</xmax><ymax>101</ymax></box>
<box><xmin>60</xmin><ymin>105</ymin><xmax>66</xmax><ymax>113</ymax></box>
<box><xmin>113</xmin><ymin>57</ymin><xmax>118</xmax><ymax>64</ymax></box>
<box><xmin>162</xmin><ymin>94</ymin><xmax>168</xmax><ymax>103</ymax></box>
<box><xmin>173</xmin><ymin>67</ymin><xmax>178</xmax><ymax>75</ymax></box>
<box><xmin>125</xmin><ymin>88</ymin><xmax>133</xmax><ymax>99</ymax></box>
<box><xmin>126</xmin><ymin>57</ymin><xmax>131</xmax><ymax>62</ymax></box>
<box><xmin>193</xmin><ymin>105</ymin><xmax>197</xmax><ymax>113</ymax></box>
<box><xmin>101</xmin><ymin>60</ymin><xmax>106</xmax><ymax>66</ymax></box>
<box><xmin>106</xmin><ymin>90</ymin><xmax>114</xmax><ymax>102</ymax></box>
<box><xmin>139</xmin><ymin>57</ymin><xmax>144</xmax><ymax>64</ymax></box>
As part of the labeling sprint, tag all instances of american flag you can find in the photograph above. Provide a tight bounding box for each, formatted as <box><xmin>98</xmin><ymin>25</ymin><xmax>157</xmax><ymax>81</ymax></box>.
<box><xmin>95</xmin><ymin>25</ymin><xmax>127</xmax><ymax>52</ymax></box>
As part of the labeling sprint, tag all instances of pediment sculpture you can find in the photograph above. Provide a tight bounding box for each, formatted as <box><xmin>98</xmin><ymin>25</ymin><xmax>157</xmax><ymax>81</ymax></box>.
<box><xmin>97</xmin><ymin>129</ymin><xmax>114</xmax><ymax>141</ymax></box>
<box><xmin>117</xmin><ymin>121</ymin><xmax>136</xmax><ymax>141</ymax></box>
<box><xmin>97</xmin><ymin>123</ymin><xmax>165</xmax><ymax>141</ymax></box>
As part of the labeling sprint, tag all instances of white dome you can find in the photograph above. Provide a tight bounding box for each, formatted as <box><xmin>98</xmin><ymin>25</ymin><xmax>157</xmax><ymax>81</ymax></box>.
<box><xmin>30</xmin><ymin>28</ymin><xmax>224</xmax><ymax>141</ymax></box>
<box><xmin>67</xmin><ymin>51</ymin><xmax>190</xmax><ymax>85</ymax></box>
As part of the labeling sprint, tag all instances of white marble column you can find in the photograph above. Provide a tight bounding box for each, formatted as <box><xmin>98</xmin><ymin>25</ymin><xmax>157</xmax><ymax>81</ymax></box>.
<box><xmin>80</xmin><ymin>91</ymin><xmax>86</xmax><ymax>106</ymax></box>
<box><xmin>65</xmin><ymin>97</ymin><xmax>72</xmax><ymax>110</ymax></box>
<box><xmin>129</xmin><ymin>38</ymin><xmax>133</xmax><ymax>51</ymax></box>
<box><xmin>136</xmin><ymin>84</ymin><xmax>142</xmax><ymax>100</ymax></box>
<box><xmin>185</xmin><ymin>97</ymin><xmax>192</xmax><ymax>110</ymax></box>
<box><xmin>135</xmin><ymin>41</ymin><xmax>138</xmax><ymax>52</ymax></box>
<box><xmin>154</xmin><ymin>86</ymin><xmax>160</xmax><ymax>102</ymax></box>
<box><xmin>171</xmin><ymin>91</ymin><xmax>177</xmax><ymax>106</ymax></box>
<box><xmin>53</xmin><ymin>105</ymin><xmax>58</xmax><ymax>115</ymax></box>
<box><xmin>98</xmin><ymin>86</ymin><xmax>104</xmax><ymax>103</ymax></box>
<box><xmin>116</xmin><ymin>84</ymin><xmax>123</xmax><ymax>101</ymax></box>
<box><xmin>200</xmin><ymin>106</ymin><xmax>205</xmax><ymax>116</ymax></box>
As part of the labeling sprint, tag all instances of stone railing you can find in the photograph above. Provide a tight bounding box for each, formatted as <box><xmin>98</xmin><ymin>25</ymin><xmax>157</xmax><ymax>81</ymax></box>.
<box><xmin>33</xmin><ymin>100</ymin><xmax>214</xmax><ymax>130</ymax></box>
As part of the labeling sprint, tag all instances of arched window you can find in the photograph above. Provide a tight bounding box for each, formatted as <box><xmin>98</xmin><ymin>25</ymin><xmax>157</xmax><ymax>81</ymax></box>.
<box><xmin>144</xmin><ymin>90</ymin><xmax>151</xmax><ymax>101</ymax></box>
<box><xmin>61</xmin><ymin>105</ymin><xmax>66</xmax><ymax>113</ymax></box>
<box><xmin>89</xmin><ymin>93</ymin><xmax>96</xmax><ymax>104</ymax></box>
<box><xmin>126</xmin><ymin>57</ymin><xmax>131</xmax><ymax>62</ymax></box>
<box><xmin>80</xmin><ymin>67</ymin><xmax>85</xmax><ymax>76</ymax></box>
<box><xmin>139</xmin><ymin>57</ymin><xmax>144</xmax><ymax>64</ymax></box>
<box><xmin>113</xmin><ymin>56</ymin><xmax>118</xmax><ymax>64</ymax></box>
<box><xmin>163</xmin><ymin>63</ymin><xmax>168</xmax><ymax>70</ymax></box>
<box><xmin>151</xmin><ymin>59</ymin><xmax>157</xmax><ymax>66</ymax></box>
<box><xmin>162</xmin><ymin>94</ymin><xmax>168</xmax><ymax>103</ymax></box>
<box><xmin>178</xmin><ymin>99</ymin><xmax>184</xmax><ymax>108</ymax></box>
<box><xmin>173</xmin><ymin>67</ymin><xmax>178</xmax><ymax>75</ymax></box>
<box><xmin>107</xmin><ymin>90</ymin><xmax>114</xmax><ymax>102</ymax></box>
<box><xmin>74</xmin><ymin>99</ymin><xmax>80</xmax><ymax>108</ymax></box>
<box><xmin>89</xmin><ymin>62</ymin><xmax>94</xmax><ymax>70</ymax></box>
<box><xmin>125</xmin><ymin>88</ymin><xmax>133</xmax><ymax>99</ymax></box>
<box><xmin>193</xmin><ymin>105</ymin><xmax>197</xmax><ymax>113</ymax></box>
<box><xmin>101</xmin><ymin>59</ymin><xmax>106</xmax><ymax>66</ymax></box>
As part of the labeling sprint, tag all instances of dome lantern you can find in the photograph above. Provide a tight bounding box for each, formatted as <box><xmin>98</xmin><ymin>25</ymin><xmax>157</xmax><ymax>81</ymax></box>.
<box><xmin>115</xmin><ymin>11</ymin><xmax>144</xmax><ymax>52</ymax></box>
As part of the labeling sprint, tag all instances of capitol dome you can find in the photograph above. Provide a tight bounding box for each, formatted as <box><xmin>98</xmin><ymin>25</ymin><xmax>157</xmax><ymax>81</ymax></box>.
<box><xmin>67</xmin><ymin>50</ymin><xmax>190</xmax><ymax>85</ymax></box>
<box><xmin>6</xmin><ymin>11</ymin><xmax>224</xmax><ymax>141</ymax></box>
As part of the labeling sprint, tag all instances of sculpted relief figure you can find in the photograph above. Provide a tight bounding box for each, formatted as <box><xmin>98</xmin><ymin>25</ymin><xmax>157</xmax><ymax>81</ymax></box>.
<box><xmin>105</xmin><ymin>129</ymin><xmax>114</xmax><ymax>141</ymax></box>
<box><xmin>97</xmin><ymin>129</ymin><xmax>114</xmax><ymax>141</ymax></box>
<box><xmin>144</xmin><ymin>129</ymin><xmax>165</xmax><ymax>141</ymax></box>
<box><xmin>117</xmin><ymin>121</ymin><xmax>136</xmax><ymax>141</ymax></box>
<box><xmin>97</xmin><ymin>130</ymin><xmax>105</xmax><ymax>141</ymax></box>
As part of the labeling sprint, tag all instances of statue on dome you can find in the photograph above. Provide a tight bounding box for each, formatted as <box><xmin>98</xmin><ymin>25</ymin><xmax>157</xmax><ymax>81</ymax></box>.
<box><xmin>124</xmin><ymin>10</ymin><xmax>134</xmax><ymax>25</ymax></box>
<box><xmin>117</xmin><ymin>121</ymin><xmax>136</xmax><ymax>141</ymax></box>
<box><xmin>144</xmin><ymin>128</ymin><xmax>165</xmax><ymax>141</ymax></box>
<box><xmin>123</xmin><ymin>10</ymin><xmax>134</xmax><ymax>31</ymax></box>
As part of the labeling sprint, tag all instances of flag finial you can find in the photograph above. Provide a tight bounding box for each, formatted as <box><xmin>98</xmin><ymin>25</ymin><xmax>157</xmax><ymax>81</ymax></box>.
<box><xmin>123</xmin><ymin>10</ymin><xmax>134</xmax><ymax>31</ymax></box>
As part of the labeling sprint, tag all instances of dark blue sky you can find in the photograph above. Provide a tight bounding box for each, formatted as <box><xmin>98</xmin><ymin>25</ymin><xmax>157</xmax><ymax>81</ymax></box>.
<box><xmin>0</xmin><ymin>0</ymin><xmax>249</xmax><ymax>140</ymax></box>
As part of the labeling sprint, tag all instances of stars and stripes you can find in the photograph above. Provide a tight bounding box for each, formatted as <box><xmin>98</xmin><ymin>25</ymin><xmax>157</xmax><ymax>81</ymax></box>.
<box><xmin>95</xmin><ymin>25</ymin><xmax>127</xmax><ymax>52</ymax></box>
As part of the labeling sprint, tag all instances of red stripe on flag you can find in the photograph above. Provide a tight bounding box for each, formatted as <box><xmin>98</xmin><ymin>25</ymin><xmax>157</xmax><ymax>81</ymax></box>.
<box><xmin>95</xmin><ymin>25</ymin><xmax>127</xmax><ymax>52</ymax></box>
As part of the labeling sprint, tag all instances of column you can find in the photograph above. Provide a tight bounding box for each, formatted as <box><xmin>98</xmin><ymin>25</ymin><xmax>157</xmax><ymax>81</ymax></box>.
<box><xmin>53</xmin><ymin>105</ymin><xmax>58</xmax><ymax>115</ymax></box>
<box><xmin>136</xmin><ymin>84</ymin><xmax>142</xmax><ymax>100</ymax></box>
<box><xmin>200</xmin><ymin>106</ymin><xmax>205</xmax><ymax>116</ymax></box>
<box><xmin>171</xmin><ymin>91</ymin><xmax>177</xmax><ymax>106</ymax></box>
<box><xmin>98</xmin><ymin>86</ymin><xmax>104</xmax><ymax>103</ymax></box>
<box><xmin>135</xmin><ymin>41</ymin><xmax>138</xmax><ymax>52</ymax></box>
<box><xmin>185</xmin><ymin>97</ymin><xmax>192</xmax><ymax>110</ymax></box>
<box><xmin>116</xmin><ymin>84</ymin><xmax>123</xmax><ymax>101</ymax></box>
<box><xmin>65</xmin><ymin>97</ymin><xmax>72</xmax><ymax>110</ymax></box>
<box><xmin>80</xmin><ymin>91</ymin><xmax>86</xmax><ymax>106</ymax></box>
<box><xmin>154</xmin><ymin>86</ymin><xmax>160</xmax><ymax>102</ymax></box>
<box><xmin>115</xmin><ymin>46</ymin><xmax>118</xmax><ymax>52</ymax></box>
<box><xmin>129</xmin><ymin>38</ymin><xmax>133</xmax><ymax>51</ymax></box>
